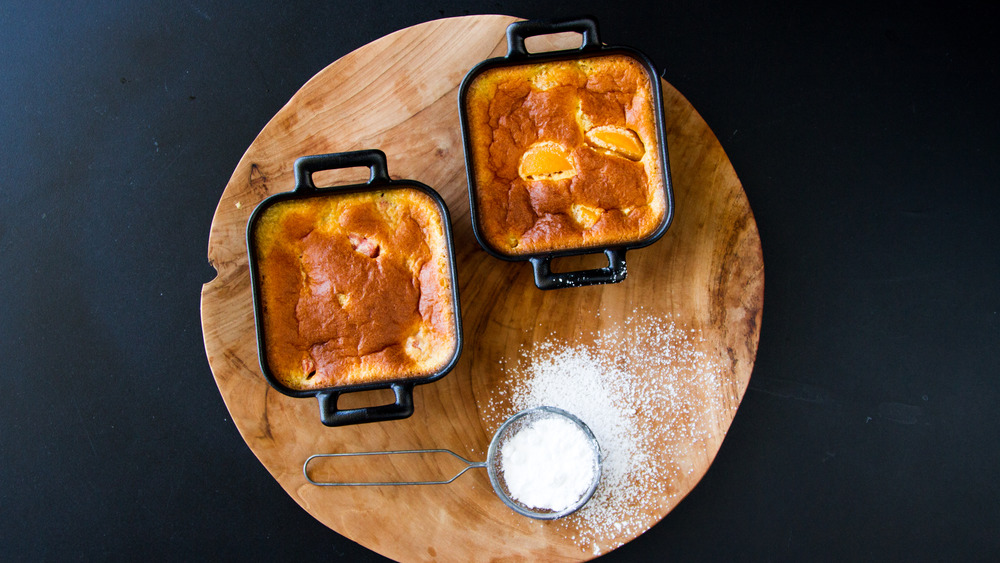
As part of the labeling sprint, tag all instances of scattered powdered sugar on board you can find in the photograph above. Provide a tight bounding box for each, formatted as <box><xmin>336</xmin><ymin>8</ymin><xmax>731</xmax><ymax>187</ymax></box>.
<box><xmin>484</xmin><ymin>308</ymin><xmax>732</xmax><ymax>556</ymax></box>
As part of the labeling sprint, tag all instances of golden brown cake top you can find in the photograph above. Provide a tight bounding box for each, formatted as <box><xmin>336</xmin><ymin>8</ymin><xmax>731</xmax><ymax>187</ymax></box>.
<box><xmin>252</xmin><ymin>187</ymin><xmax>457</xmax><ymax>390</ymax></box>
<box><xmin>465</xmin><ymin>54</ymin><xmax>666</xmax><ymax>255</ymax></box>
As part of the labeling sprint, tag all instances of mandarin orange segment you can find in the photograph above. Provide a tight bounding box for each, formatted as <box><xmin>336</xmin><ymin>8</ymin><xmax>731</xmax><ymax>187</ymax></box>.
<box><xmin>585</xmin><ymin>125</ymin><xmax>645</xmax><ymax>161</ymax></box>
<box><xmin>518</xmin><ymin>141</ymin><xmax>576</xmax><ymax>181</ymax></box>
<box><xmin>570</xmin><ymin>203</ymin><xmax>603</xmax><ymax>229</ymax></box>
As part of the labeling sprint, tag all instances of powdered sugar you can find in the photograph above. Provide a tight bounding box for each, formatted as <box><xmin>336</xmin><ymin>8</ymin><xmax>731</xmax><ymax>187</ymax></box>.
<box><xmin>499</xmin><ymin>415</ymin><xmax>598</xmax><ymax>511</ymax></box>
<box><xmin>483</xmin><ymin>309</ymin><xmax>732</xmax><ymax>555</ymax></box>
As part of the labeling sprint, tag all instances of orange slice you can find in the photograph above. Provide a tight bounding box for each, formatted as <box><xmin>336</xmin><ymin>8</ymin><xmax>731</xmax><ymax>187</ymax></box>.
<box><xmin>585</xmin><ymin>125</ymin><xmax>645</xmax><ymax>161</ymax></box>
<box><xmin>518</xmin><ymin>142</ymin><xmax>576</xmax><ymax>181</ymax></box>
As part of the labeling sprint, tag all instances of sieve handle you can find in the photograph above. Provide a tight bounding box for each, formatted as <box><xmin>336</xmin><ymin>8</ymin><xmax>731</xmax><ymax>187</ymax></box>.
<box><xmin>304</xmin><ymin>449</ymin><xmax>486</xmax><ymax>486</ymax></box>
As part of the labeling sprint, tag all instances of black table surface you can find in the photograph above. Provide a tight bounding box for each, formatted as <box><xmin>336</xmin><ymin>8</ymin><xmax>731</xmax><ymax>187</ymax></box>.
<box><xmin>2</xmin><ymin>1</ymin><xmax>998</xmax><ymax>560</ymax></box>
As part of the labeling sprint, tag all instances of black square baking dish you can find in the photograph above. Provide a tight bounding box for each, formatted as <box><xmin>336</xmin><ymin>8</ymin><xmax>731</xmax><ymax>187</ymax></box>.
<box><xmin>459</xmin><ymin>16</ymin><xmax>674</xmax><ymax>290</ymax></box>
<box><xmin>246</xmin><ymin>149</ymin><xmax>462</xmax><ymax>426</ymax></box>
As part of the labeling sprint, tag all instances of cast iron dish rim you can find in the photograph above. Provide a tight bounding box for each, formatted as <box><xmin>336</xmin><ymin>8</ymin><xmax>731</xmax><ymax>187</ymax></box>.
<box><xmin>457</xmin><ymin>17</ymin><xmax>675</xmax><ymax>269</ymax></box>
<box><xmin>245</xmin><ymin>154</ymin><xmax>463</xmax><ymax>417</ymax></box>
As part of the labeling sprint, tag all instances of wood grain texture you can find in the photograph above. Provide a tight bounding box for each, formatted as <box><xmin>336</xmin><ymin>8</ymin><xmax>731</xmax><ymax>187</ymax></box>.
<box><xmin>201</xmin><ymin>15</ymin><xmax>763</xmax><ymax>562</ymax></box>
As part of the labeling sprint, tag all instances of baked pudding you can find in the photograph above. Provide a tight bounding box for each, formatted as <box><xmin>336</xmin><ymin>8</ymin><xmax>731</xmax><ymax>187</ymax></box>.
<box><xmin>463</xmin><ymin>53</ymin><xmax>667</xmax><ymax>255</ymax></box>
<box><xmin>251</xmin><ymin>187</ymin><xmax>458</xmax><ymax>390</ymax></box>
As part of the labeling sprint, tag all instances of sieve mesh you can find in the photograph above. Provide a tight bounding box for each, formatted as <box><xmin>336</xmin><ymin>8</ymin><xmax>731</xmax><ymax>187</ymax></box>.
<box><xmin>486</xmin><ymin>406</ymin><xmax>602</xmax><ymax>520</ymax></box>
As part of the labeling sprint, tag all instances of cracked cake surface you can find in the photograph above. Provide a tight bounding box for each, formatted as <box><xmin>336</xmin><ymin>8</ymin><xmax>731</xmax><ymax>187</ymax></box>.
<box><xmin>252</xmin><ymin>187</ymin><xmax>457</xmax><ymax>390</ymax></box>
<box><xmin>464</xmin><ymin>53</ymin><xmax>666</xmax><ymax>255</ymax></box>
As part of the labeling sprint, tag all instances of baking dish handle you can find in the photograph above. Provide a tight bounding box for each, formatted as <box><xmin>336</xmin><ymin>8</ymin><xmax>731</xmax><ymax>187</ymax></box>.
<box><xmin>316</xmin><ymin>383</ymin><xmax>415</xmax><ymax>427</ymax></box>
<box><xmin>529</xmin><ymin>249</ymin><xmax>627</xmax><ymax>290</ymax></box>
<box><xmin>293</xmin><ymin>149</ymin><xmax>391</xmax><ymax>192</ymax></box>
<box><xmin>505</xmin><ymin>17</ymin><xmax>602</xmax><ymax>58</ymax></box>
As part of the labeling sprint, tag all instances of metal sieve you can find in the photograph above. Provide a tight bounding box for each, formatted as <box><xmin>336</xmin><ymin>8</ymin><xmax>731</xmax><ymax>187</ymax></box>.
<box><xmin>303</xmin><ymin>406</ymin><xmax>602</xmax><ymax>520</ymax></box>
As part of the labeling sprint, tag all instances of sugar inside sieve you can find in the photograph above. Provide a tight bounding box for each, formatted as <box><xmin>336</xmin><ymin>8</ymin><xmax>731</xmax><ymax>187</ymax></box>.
<box><xmin>486</xmin><ymin>405</ymin><xmax>602</xmax><ymax>519</ymax></box>
<box><xmin>303</xmin><ymin>406</ymin><xmax>601</xmax><ymax>520</ymax></box>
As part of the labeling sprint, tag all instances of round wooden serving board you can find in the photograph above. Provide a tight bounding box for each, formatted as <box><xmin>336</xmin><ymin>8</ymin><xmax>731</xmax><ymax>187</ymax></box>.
<box><xmin>201</xmin><ymin>15</ymin><xmax>763</xmax><ymax>562</ymax></box>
